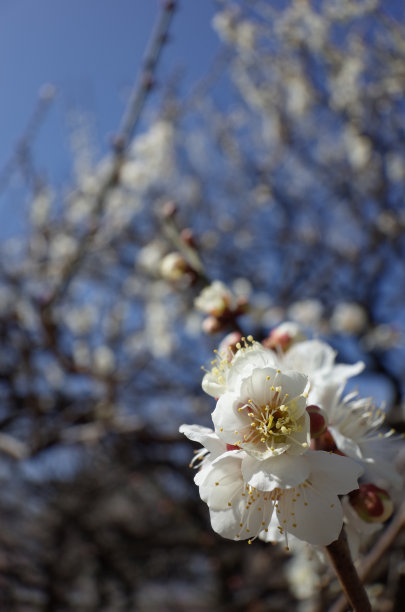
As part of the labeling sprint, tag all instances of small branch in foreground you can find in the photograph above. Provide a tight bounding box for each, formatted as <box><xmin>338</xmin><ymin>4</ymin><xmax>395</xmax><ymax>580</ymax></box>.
<box><xmin>330</xmin><ymin>502</ymin><xmax>405</xmax><ymax>612</ymax></box>
<box><xmin>326</xmin><ymin>528</ymin><xmax>372</xmax><ymax>612</ymax></box>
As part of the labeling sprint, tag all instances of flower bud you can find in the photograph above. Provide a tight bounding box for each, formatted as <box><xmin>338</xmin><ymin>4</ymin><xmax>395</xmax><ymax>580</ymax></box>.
<box><xmin>160</xmin><ymin>252</ymin><xmax>189</xmax><ymax>281</ymax></box>
<box><xmin>202</xmin><ymin>316</ymin><xmax>223</xmax><ymax>334</ymax></box>
<box><xmin>349</xmin><ymin>484</ymin><xmax>393</xmax><ymax>523</ymax></box>
<box><xmin>306</xmin><ymin>405</ymin><xmax>328</xmax><ymax>439</ymax></box>
<box><xmin>218</xmin><ymin>332</ymin><xmax>243</xmax><ymax>362</ymax></box>
<box><xmin>262</xmin><ymin>321</ymin><xmax>306</xmax><ymax>352</ymax></box>
<box><xmin>180</xmin><ymin>228</ymin><xmax>196</xmax><ymax>247</ymax></box>
<box><xmin>194</xmin><ymin>281</ymin><xmax>235</xmax><ymax>317</ymax></box>
<box><xmin>161</xmin><ymin>200</ymin><xmax>177</xmax><ymax>219</ymax></box>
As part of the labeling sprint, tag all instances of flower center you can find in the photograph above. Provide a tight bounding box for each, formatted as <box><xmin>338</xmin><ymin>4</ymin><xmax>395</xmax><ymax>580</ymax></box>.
<box><xmin>243</xmin><ymin>389</ymin><xmax>302</xmax><ymax>447</ymax></box>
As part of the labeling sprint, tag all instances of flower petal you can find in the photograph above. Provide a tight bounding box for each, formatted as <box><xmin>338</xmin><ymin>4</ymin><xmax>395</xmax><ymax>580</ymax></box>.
<box><xmin>305</xmin><ymin>451</ymin><xmax>363</xmax><ymax>495</ymax></box>
<box><xmin>209</xmin><ymin>485</ymin><xmax>275</xmax><ymax>541</ymax></box>
<box><xmin>329</xmin><ymin>426</ymin><xmax>363</xmax><ymax>460</ymax></box>
<box><xmin>212</xmin><ymin>392</ymin><xmax>250</xmax><ymax>445</ymax></box>
<box><xmin>179</xmin><ymin>423</ymin><xmax>227</xmax><ymax>457</ymax></box>
<box><xmin>283</xmin><ymin>340</ymin><xmax>336</xmax><ymax>376</ymax></box>
<box><xmin>241</xmin><ymin>453</ymin><xmax>311</xmax><ymax>490</ymax></box>
<box><xmin>197</xmin><ymin>454</ymin><xmax>244</xmax><ymax>510</ymax></box>
<box><xmin>278</xmin><ymin>485</ymin><xmax>344</xmax><ymax>546</ymax></box>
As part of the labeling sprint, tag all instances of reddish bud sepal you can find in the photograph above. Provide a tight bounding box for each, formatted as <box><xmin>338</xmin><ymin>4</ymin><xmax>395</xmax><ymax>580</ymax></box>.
<box><xmin>306</xmin><ymin>405</ymin><xmax>328</xmax><ymax>439</ymax></box>
<box><xmin>349</xmin><ymin>483</ymin><xmax>393</xmax><ymax>523</ymax></box>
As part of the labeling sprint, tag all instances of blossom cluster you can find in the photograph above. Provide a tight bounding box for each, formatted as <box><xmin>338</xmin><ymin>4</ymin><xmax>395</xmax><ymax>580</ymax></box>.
<box><xmin>181</xmin><ymin>324</ymin><xmax>400</xmax><ymax>550</ymax></box>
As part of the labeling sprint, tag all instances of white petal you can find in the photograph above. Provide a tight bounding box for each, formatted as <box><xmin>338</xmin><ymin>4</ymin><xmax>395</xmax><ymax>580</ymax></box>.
<box><xmin>179</xmin><ymin>423</ymin><xmax>226</xmax><ymax>457</ymax></box>
<box><xmin>274</xmin><ymin>369</ymin><xmax>308</xmax><ymax>400</ymax></box>
<box><xmin>212</xmin><ymin>393</ymin><xmax>250</xmax><ymax>444</ymax></box>
<box><xmin>278</xmin><ymin>485</ymin><xmax>344</xmax><ymax>546</ymax></box>
<box><xmin>209</xmin><ymin>508</ymin><xmax>241</xmax><ymax>539</ymax></box>
<box><xmin>197</xmin><ymin>454</ymin><xmax>244</xmax><ymax>510</ymax></box>
<box><xmin>329</xmin><ymin>426</ymin><xmax>363</xmax><ymax>460</ymax></box>
<box><xmin>305</xmin><ymin>451</ymin><xmax>363</xmax><ymax>495</ymax></box>
<box><xmin>240</xmin><ymin>367</ymin><xmax>279</xmax><ymax>407</ymax></box>
<box><xmin>330</xmin><ymin>362</ymin><xmax>365</xmax><ymax>381</ymax></box>
<box><xmin>210</xmin><ymin>485</ymin><xmax>275</xmax><ymax>541</ymax></box>
<box><xmin>241</xmin><ymin>453</ymin><xmax>311</xmax><ymax>491</ymax></box>
<box><xmin>284</xmin><ymin>340</ymin><xmax>336</xmax><ymax>376</ymax></box>
<box><xmin>201</xmin><ymin>372</ymin><xmax>226</xmax><ymax>398</ymax></box>
<box><xmin>227</xmin><ymin>345</ymin><xmax>279</xmax><ymax>391</ymax></box>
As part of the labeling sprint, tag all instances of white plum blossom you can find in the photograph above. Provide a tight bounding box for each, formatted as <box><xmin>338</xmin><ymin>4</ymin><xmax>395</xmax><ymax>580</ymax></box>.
<box><xmin>212</xmin><ymin>365</ymin><xmax>310</xmax><ymax>458</ymax></box>
<box><xmin>180</xmin><ymin>424</ymin><xmax>362</xmax><ymax>548</ymax></box>
<box><xmin>185</xmin><ymin>326</ymin><xmax>400</xmax><ymax>554</ymax></box>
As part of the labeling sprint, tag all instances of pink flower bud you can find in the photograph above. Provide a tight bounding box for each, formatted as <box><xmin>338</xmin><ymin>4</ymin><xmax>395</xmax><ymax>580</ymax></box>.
<box><xmin>202</xmin><ymin>316</ymin><xmax>223</xmax><ymax>334</ymax></box>
<box><xmin>262</xmin><ymin>321</ymin><xmax>306</xmax><ymax>352</ymax></box>
<box><xmin>161</xmin><ymin>200</ymin><xmax>177</xmax><ymax>219</ymax></box>
<box><xmin>349</xmin><ymin>484</ymin><xmax>393</xmax><ymax>523</ymax></box>
<box><xmin>306</xmin><ymin>405</ymin><xmax>328</xmax><ymax>439</ymax></box>
<box><xmin>180</xmin><ymin>228</ymin><xmax>196</xmax><ymax>247</ymax></box>
<box><xmin>218</xmin><ymin>332</ymin><xmax>243</xmax><ymax>362</ymax></box>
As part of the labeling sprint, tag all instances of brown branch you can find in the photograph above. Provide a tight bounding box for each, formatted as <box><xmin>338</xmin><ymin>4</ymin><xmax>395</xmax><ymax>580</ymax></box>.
<box><xmin>330</xmin><ymin>502</ymin><xmax>405</xmax><ymax>612</ymax></box>
<box><xmin>44</xmin><ymin>1</ymin><xmax>177</xmax><ymax>309</ymax></box>
<box><xmin>0</xmin><ymin>84</ymin><xmax>55</xmax><ymax>195</ymax></box>
<box><xmin>326</xmin><ymin>528</ymin><xmax>372</xmax><ymax>612</ymax></box>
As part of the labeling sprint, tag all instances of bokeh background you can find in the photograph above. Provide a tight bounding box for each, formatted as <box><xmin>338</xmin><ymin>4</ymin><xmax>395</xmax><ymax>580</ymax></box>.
<box><xmin>0</xmin><ymin>1</ymin><xmax>404</xmax><ymax>610</ymax></box>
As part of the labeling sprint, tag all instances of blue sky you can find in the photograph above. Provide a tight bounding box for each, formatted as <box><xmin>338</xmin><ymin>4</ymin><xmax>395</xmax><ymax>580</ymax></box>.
<box><xmin>0</xmin><ymin>0</ymin><xmax>219</xmax><ymax>195</ymax></box>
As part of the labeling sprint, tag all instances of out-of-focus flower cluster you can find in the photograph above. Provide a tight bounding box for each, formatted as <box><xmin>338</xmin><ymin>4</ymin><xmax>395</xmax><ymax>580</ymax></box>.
<box><xmin>181</xmin><ymin>323</ymin><xmax>401</xmax><ymax>553</ymax></box>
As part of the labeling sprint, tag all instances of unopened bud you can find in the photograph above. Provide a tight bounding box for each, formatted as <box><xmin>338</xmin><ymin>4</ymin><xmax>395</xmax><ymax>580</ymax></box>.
<box><xmin>306</xmin><ymin>405</ymin><xmax>328</xmax><ymax>439</ymax></box>
<box><xmin>160</xmin><ymin>252</ymin><xmax>189</xmax><ymax>281</ymax></box>
<box><xmin>194</xmin><ymin>281</ymin><xmax>233</xmax><ymax>317</ymax></box>
<box><xmin>218</xmin><ymin>332</ymin><xmax>243</xmax><ymax>362</ymax></box>
<box><xmin>262</xmin><ymin>321</ymin><xmax>306</xmax><ymax>352</ymax></box>
<box><xmin>349</xmin><ymin>484</ymin><xmax>393</xmax><ymax>523</ymax></box>
<box><xmin>181</xmin><ymin>228</ymin><xmax>196</xmax><ymax>247</ymax></box>
<box><xmin>161</xmin><ymin>200</ymin><xmax>177</xmax><ymax>219</ymax></box>
<box><xmin>202</xmin><ymin>316</ymin><xmax>223</xmax><ymax>334</ymax></box>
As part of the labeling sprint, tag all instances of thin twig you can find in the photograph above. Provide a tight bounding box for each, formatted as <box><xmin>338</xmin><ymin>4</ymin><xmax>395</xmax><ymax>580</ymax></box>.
<box><xmin>0</xmin><ymin>84</ymin><xmax>55</xmax><ymax>195</ymax></box>
<box><xmin>326</xmin><ymin>528</ymin><xmax>372</xmax><ymax>612</ymax></box>
<box><xmin>44</xmin><ymin>1</ymin><xmax>177</xmax><ymax>308</ymax></box>
<box><xmin>330</xmin><ymin>502</ymin><xmax>405</xmax><ymax>612</ymax></box>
